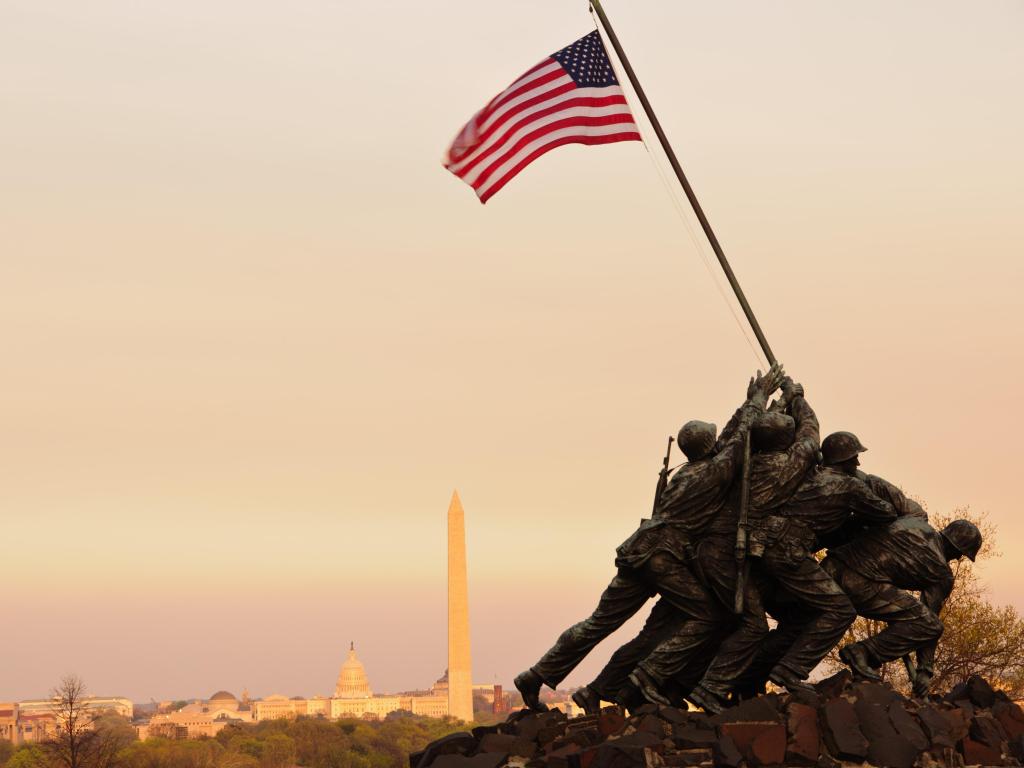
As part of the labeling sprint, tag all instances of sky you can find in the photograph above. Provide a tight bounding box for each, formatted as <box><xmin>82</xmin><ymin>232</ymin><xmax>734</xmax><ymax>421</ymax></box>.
<box><xmin>1</xmin><ymin>0</ymin><xmax>1022</xmax><ymax>703</ymax></box>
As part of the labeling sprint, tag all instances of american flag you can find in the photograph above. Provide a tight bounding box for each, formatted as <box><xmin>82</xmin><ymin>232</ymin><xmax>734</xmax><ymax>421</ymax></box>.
<box><xmin>444</xmin><ymin>31</ymin><xmax>642</xmax><ymax>203</ymax></box>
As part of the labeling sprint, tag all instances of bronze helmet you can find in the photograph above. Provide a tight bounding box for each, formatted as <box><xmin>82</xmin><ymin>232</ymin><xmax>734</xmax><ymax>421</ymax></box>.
<box><xmin>821</xmin><ymin>431</ymin><xmax>868</xmax><ymax>465</ymax></box>
<box><xmin>677</xmin><ymin>420</ymin><xmax>717</xmax><ymax>461</ymax></box>
<box><xmin>751</xmin><ymin>412</ymin><xmax>796</xmax><ymax>452</ymax></box>
<box><xmin>941</xmin><ymin>520</ymin><xmax>982</xmax><ymax>562</ymax></box>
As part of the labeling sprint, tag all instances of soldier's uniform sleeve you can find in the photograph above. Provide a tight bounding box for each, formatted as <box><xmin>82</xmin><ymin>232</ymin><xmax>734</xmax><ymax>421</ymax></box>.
<box><xmin>658</xmin><ymin>397</ymin><xmax>762</xmax><ymax>517</ymax></box>
<box><xmin>916</xmin><ymin>566</ymin><xmax>954</xmax><ymax>675</ymax></box>
<box><xmin>713</xmin><ymin>405</ymin><xmax>744</xmax><ymax>454</ymax></box>
<box><xmin>863</xmin><ymin>474</ymin><xmax>928</xmax><ymax>520</ymax></box>
<box><xmin>707</xmin><ymin>396</ymin><xmax>764</xmax><ymax>475</ymax></box>
<box><xmin>843</xmin><ymin>475</ymin><xmax>898</xmax><ymax>525</ymax></box>
<box><xmin>769</xmin><ymin>395</ymin><xmax>821</xmax><ymax>504</ymax></box>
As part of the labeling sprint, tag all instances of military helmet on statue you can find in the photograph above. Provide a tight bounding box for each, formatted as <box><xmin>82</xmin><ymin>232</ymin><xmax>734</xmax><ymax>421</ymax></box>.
<box><xmin>677</xmin><ymin>420</ymin><xmax>717</xmax><ymax>461</ymax></box>
<box><xmin>941</xmin><ymin>519</ymin><xmax>982</xmax><ymax>562</ymax></box>
<box><xmin>821</xmin><ymin>431</ymin><xmax>868</xmax><ymax>465</ymax></box>
<box><xmin>751</xmin><ymin>412</ymin><xmax>796</xmax><ymax>452</ymax></box>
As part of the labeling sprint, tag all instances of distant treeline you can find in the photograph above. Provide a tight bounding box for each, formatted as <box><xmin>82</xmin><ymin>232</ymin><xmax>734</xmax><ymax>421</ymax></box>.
<box><xmin>0</xmin><ymin>714</ymin><xmax>469</xmax><ymax>768</ymax></box>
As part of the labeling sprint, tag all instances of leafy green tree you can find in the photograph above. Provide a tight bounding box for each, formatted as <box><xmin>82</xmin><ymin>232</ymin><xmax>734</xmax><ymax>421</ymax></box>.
<box><xmin>258</xmin><ymin>734</ymin><xmax>294</xmax><ymax>768</ymax></box>
<box><xmin>227</xmin><ymin>740</ymin><xmax>261</xmax><ymax>762</ymax></box>
<box><xmin>214</xmin><ymin>754</ymin><xmax>258</xmax><ymax>768</ymax></box>
<box><xmin>120</xmin><ymin>714</ymin><xmax>468</xmax><ymax>768</ymax></box>
<box><xmin>5</xmin><ymin>746</ymin><xmax>47</xmax><ymax>768</ymax></box>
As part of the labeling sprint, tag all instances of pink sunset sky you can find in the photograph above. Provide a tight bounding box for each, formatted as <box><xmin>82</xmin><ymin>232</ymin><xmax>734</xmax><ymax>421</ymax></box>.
<box><xmin>2</xmin><ymin>0</ymin><xmax>1022</xmax><ymax>702</ymax></box>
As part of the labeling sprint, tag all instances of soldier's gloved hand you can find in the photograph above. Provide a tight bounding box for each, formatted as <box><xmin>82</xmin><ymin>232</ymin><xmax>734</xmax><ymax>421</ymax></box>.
<box><xmin>762</xmin><ymin>362</ymin><xmax>785</xmax><ymax>395</ymax></box>
<box><xmin>750</xmin><ymin>363</ymin><xmax>785</xmax><ymax>400</ymax></box>
<box><xmin>912</xmin><ymin>669</ymin><xmax>933</xmax><ymax>697</ymax></box>
<box><xmin>783</xmin><ymin>379</ymin><xmax>804</xmax><ymax>401</ymax></box>
<box><xmin>747</xmin><ymin>370</ymin><xmax>764</xmax><ymax>400</ymax></box>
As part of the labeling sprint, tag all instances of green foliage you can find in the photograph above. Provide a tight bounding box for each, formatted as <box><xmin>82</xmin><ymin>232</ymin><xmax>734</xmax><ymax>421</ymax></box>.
<box><xmin>93</xmin><ymin>714</ymin><xmax>138</xmax><ymax>753</ymax></box>
<box><xmin>259</xmin><ymin>734</ymin><xmax>295</xmax><ymax>768</ymax></box>
<box><xmin>121</xmin><ymin>738</ymin><xmax>222</xmax><ymax>768</ymax></box>
<box><xmin>4</xmin><ymin>746</ymin><xmax>46</xmax><ymax>768</ymax></box>
<box><xmin>129</xmin><ymin>715</ymin><xmax>465</xmax><ymax>768</ymax></box>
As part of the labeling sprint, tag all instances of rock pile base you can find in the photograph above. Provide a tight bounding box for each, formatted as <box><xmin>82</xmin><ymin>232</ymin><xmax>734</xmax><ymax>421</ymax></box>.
<box><xmin>411</xmin><ymin>674</ymin><xmax>1024</xmax><ymax>768</ymax></box>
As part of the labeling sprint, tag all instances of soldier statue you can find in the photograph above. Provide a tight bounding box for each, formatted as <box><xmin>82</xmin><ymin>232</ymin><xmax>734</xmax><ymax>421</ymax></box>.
<box><xmin>627</xmin><ymin>386</ymin><xmax>899</xmax><ymax>712</ymax></box>
<box><xmin>513</xmin><ymin>364</ymin><xmax>784</xmax><ymax>711</ymax></box>
<box><xmin>518</xmin><ymin>390</ymin><xmax>978</xmax><ymax>713</ymax></box>
<box><xmin>726</xmin><ymin>433</ymin><xmax>981</xmax><ymax>699</ymax></box>
<box><xmin>824</xmin><ymin>516</ymin><xmax>980</xmax><ymax>695</ymax></box>
<box><xmin>810</xmin><ymin>432</ymin><xmax>982</xmax><ymax>694</ymax></box>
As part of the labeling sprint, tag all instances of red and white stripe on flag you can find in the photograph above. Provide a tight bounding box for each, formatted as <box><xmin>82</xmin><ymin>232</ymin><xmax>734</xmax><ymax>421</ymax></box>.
<box><xmin>444</xmin><ymin>31</ymin><xmax>642</xmax><ymax>203</ymax></box>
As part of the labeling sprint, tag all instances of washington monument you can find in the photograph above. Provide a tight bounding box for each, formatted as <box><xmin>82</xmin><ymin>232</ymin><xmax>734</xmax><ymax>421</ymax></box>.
<box><xmin>447</xmin><ymin>490</ymin><xmax>474</xmax><ymax>721</ymax></box>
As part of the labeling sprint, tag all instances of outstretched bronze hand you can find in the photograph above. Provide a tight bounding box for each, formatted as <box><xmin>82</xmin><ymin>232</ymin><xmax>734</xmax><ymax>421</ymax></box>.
<box><xmin>747</xmin><ymin>361</ymin><xmax>785</xmax><ymax>400</ymax></box>
<box><xmin>782</xmin><ymin>377</ymin><xmax>804</xmax><ymax>401</ymax></box>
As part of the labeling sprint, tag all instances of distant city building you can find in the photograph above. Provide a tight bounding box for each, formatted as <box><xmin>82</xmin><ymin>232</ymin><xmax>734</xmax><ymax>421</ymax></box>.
<box><xmin>334</xmin><ymin>644</ymin><xmax>371</xmax><ymax>698</ymax></box>
<box><xmin>138</xmin><ymin>690</ymin><xmax>254</xmax><ymax>740</ymax></box>
<box><xmin>252</xmin><ymin>644</ymin><xmax>449</xmax><ymax>723</ymax></box>
<box><xmin>16</xmin><ymin>696</ymin><xmax>133</xmax><ymax>720</ymax></box>
<box><xmin>132</xmin><ymin>643</ymin><xmax>502</xmax><ymax>741</ymax></box>
<box><xmin>0</xmin><ymin>706</ymin><xmax>20</xmax><ymax>744</ymax></box>
<box><xmin>2</xmin><ymin>696</ymin><xmax>133</xmax><ymax>746</ymax></box>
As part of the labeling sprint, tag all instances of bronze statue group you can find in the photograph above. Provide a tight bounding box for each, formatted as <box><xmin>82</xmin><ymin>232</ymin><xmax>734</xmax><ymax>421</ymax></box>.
<box><xmin>514</xmin><ymin>364</ymin><xmax>982</xmax><ymax>714</ymax></box>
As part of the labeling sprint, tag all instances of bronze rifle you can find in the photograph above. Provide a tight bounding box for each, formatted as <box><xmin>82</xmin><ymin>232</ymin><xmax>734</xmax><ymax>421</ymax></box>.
<box><xmin>734</xmin><ymin>432</ymin><xmax>753</xmax><ymax>614</ymax></box>
<box><xmin>652</xmin><ymin>436</ymin><xmax>674</xmax><ymax>515</ymax></box>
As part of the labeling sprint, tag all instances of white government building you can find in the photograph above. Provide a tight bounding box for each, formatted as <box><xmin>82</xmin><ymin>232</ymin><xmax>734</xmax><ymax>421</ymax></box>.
<box><xmin>253</xmin><ymin>644</ymin><xmax>451</xmax><ymax>722</ymax></box>
<box><xmin>139</xmin><ymin>644</ymin><xmax>504</xmax><ymax>739</ymax></box>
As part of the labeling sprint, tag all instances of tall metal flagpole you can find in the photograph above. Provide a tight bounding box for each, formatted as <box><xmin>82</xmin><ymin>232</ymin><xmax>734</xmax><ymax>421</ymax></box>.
<box><xmin>590</xmin><ymin>0</ymin><xmax>777</xmax><ymax>367</ymax></box>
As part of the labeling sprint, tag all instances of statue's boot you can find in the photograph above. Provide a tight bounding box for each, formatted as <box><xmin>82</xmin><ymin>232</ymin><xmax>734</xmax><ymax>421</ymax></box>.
<box><xmin>839</xmin><ymin>644</ymin><xmax>882</xmax><ymax>682</ymax></box>
<box><xmin>732</xmin><ymin>679</ymin><xmax>767</xmax><ymax>702</ymax></box>
<box><xmin>571</xmin><ymin>685</ymin><xmax>602</xmax><ymax>715</ymax></box>
<box><xmin>686</xmin><ymin>683</ymin><xmax>728</xmax><ymax>715</ymax></box>
<box><xmin>768</xmin><ymin>665</ymin><xmax>817</xmax><ymax>695</ymax></box>
<box><xmin>514</xmin><ymin>669</ymin><xmax>548</xmax><ymax>712</ymax></box>
<box><xmin>614</xmin><ymin>680</ymin><xmax>647</xmax><ymax>714</ymax></box>
<box><xmin>629</xmin><ymin>669</ymin><xmax>671</xmax><ymax>706</ymax></box>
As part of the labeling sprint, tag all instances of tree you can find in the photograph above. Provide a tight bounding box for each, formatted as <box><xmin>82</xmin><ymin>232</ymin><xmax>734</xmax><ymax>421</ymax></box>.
<box><xmin>257</xmin><ymin>735</ymin><xmax>294</xmax><ymax>768</ymax></box>
<box><xmin>5</xmin><ymin>746</ymin><xmax>47</xmax><ymax>768</ymax></box>
<box><xmin>41</xmin><ymin>676</ymin><xmax>135</xmax><ymax>768</ymax></box>
<box><xmin>123</xmin><ymin>714</ymin><xmax>466</xmax><ymax>768</ymax></box>
<box><xmin>44</xmin><ymin>675</ymin><xmax>99</xmax><ymax>768</ymax></box>
<box><xmin>826</xmin><ymin>507</ymin><xmax>1024</xmax><ymax>698</ymax></box>
<box><xmin>215</xmin><ymin>755</ymin><xmax>257</xmax><ymax>768</ymax></box>
<box><xmin>92</xmin><ymin>715</ymin><xmax>137</xmax><ymax>755</ymax></box>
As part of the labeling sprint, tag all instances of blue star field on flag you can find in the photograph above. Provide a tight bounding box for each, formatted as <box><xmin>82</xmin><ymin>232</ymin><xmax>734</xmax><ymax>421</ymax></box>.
<box><xmin>551</xmin><ymin>31</ymin><xmax>620</xmax><ymax>88</ymax></box>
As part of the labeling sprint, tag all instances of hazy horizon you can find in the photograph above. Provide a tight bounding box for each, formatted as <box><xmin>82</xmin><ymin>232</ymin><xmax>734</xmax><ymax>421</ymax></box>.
<box><xmin>2</xmin><ymin>0</ymin><xmax>1022</xmax><ymax>702</ymax></box>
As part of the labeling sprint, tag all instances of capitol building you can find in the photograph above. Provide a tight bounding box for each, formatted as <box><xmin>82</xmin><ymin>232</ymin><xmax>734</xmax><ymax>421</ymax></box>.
<box><xmin>138</xmin><ymin>644</ymin><xmax>470</xmax><ymax>739</ymax></box>
<box><xmin>250</xmin><ymin>644</ymin><xmax>452</xmax><ymax>722</ymax></box>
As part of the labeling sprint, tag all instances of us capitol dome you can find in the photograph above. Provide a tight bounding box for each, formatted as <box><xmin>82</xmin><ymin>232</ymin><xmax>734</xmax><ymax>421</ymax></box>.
<box><xmin>334</xmin><ymin>643</ymin><xmax>372</xmax><ymax>699</ymax></box>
